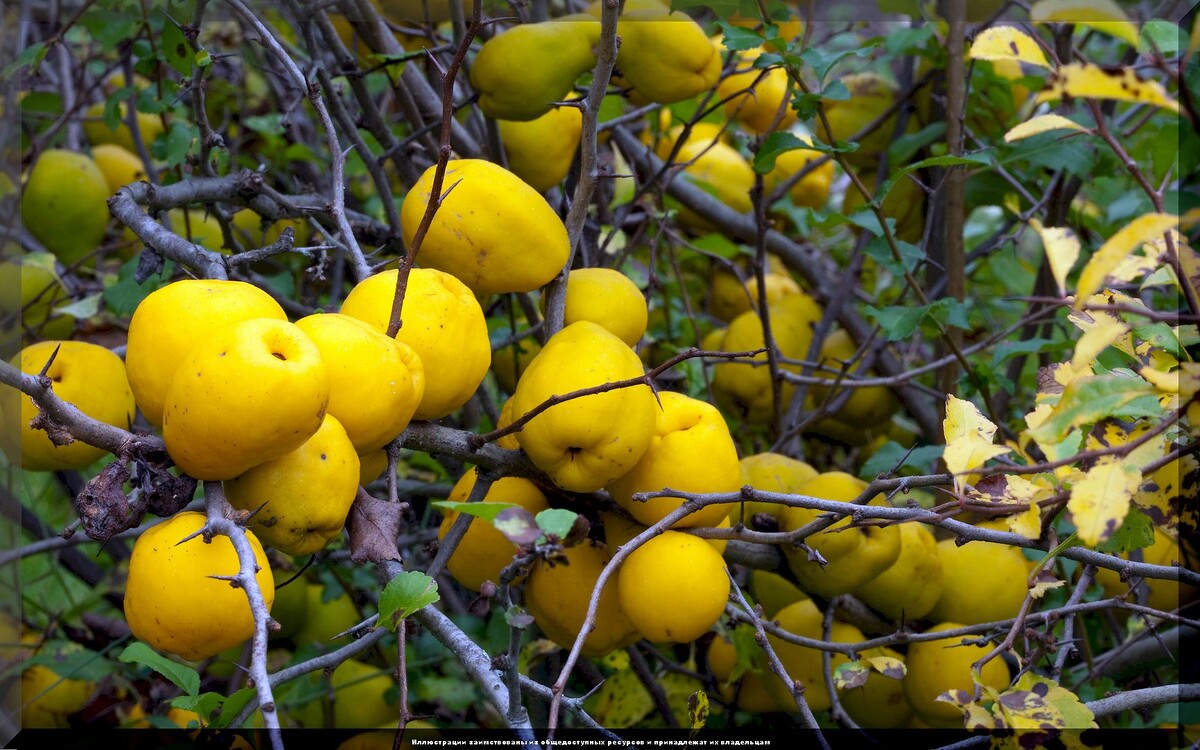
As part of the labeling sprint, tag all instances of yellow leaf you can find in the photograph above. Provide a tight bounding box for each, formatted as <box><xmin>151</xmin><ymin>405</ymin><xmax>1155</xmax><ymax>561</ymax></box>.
<box><xmin>944</xmin><ymin>395</ymin><xmax>1011</xmax><ymax>488</ymax></box>
<box><xmin>1030</xmin><ymin>0</ymin><xmax>1141</xmax><ymax>47</ymax></box>
<box><xmin>1004</xmin><ymin>114</ymin><xmax>1091</xmax><ymax>144</ymax></box>
<box><xmin>968</xmin><ymin>26</ymin><xmax>1052</xmax><ymax>68</ymax></box>
<box><xmin>1177</xmin><ymin>241</ymin><xmax>1200</xmax><ymax>305</ymax></box>
<box><xmin>1029</xmin><ymin>218</ymin><xmax>1081</xmax><ymax>297</ymax></box>
<box><xmin>1180</xmin><ymin>362</ymin><xmax>1200</xmax><ymax>401</ymax></box>
<box><xmin>1134</xmin><ymin>454</ymin><xmax>1199</xmax><ymax>532</ymax></box>
<box><xmin>1084</xmin><ymin>419</ymin><xmax>1166</xmax><ymax>470</ymax></box>
<box><xmin>1007</xmin><ymin>673</ymin><xmax>1098</xmax><ymax>729</ymax></box>
<box><xmin>687</xmin><ymin>689</ymin><xmax>709</xmax><ymax>735</ymax></box>
<box><xmin>1068</xmin><ymin>317</ymin><xmax>1129</xmax><ymax>378</ymax></box>
<box><xmin>1139</xmin><ymin>366</ymin><xmax>1178</xmax><ymax>393</ymax></box>
<box><xmin>1009</xmin><ymin>503</ymin><xmax>1044</xmax><ymax>540</ymax></box>
<box><xmin>864</xmin><ymin>654</ymin><xmax>906</xmax><ymax>679</ymax></box>
<box><xmin>1075</xmin><ymin>213</ymin><xmax>1179</xmax><ymax>305</ymax></box>
<box><xmin>1036</xmin><ymin>64</ymin><xmax>1181</xmax><ymax>115</ymax></box>
<box><xmin>1029</xmin><ymin>575</ymin><xmax>1066</xmax><ymax>600</ymax></box>
<box><xmin>1068</xmin><ymin>459</ymin><xmax>1142</xmax><ymax>546</ymax></box>
<box><xmin>583</xmin><ymin>668</ymin><xmax>655</xmax><ymax>729</ymax></box>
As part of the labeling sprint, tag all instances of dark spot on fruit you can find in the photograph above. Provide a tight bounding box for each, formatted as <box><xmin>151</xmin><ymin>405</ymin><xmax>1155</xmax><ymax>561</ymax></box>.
<box><xmin>320</xmin><ymin>453</ymin><xmax>327</xmax><ymax>461</ymax></box>
<box><xmin>272</xmin><ymin>352</ymin><xmax>286</xmax><ymax>360</ymax></box>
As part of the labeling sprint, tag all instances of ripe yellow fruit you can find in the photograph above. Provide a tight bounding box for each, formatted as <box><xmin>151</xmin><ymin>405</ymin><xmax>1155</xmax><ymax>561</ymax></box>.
<box><xmin>840</xmin><ymin>647</ymin><xmax>913</xmax><ymax>728</ymax></box>
<box><xmin>807</xmin><ymin>328</ymin><xmax>897</xmax><ymax>427</ymax></box>
<box><xmin>224</xmin><ymin>414</ymin><xmax>361</xmax><ymax>555</ymax></box>
<box><xmin>20</xmin><ymin>149</ymin><xmax>110</xmax><ymax>266</ymax></box>
<box><xmin>3</xmin><ymin>341</ymin><xmax>135</xmax><ymax>472</ymax></box>
<box><xmin>471</xmin><ymin>17</ymin><xmax>600</xmax><ymax>121</ymax></box>
<box><xmin>816</xmin><ymin>72</ymin><xmax>913</xmax><ymax>169</ymax></box>
<box><xmin>510</xmin><ymin>321</ymin><xmax>656</xmax><ymax>492</ymax></box>
<box><xmin>231</xmin><ymin>207</ymin><xmax>311</xmax><ymax>249</ymax></box>
<box><xmin>733</xmin><ymin>452</ymin><xmax>819</xmax><ymax>525</ymax></box>
<box><xmin>903</xmin><ymin>622</ymin><xmax>1012</xmax><ymax>728</ymax></box>
<box><xmin>927</xmin><ymin>536</ymin><xmax>1030</xmax><ymax>625</ymax></box>
<box><xmin>491</xmin><ymin>336</ymin><xmax>541</xmax><ymax>395</ymax></box>
<box><xmin>438</xmin><ymin>468</ymin><xmax>550</xmax><ymax>592</ymax></box>
<box><xmin>499</xmin><ymin>104</ymin><xmax>582</xmax><ymax>193</ymax></box>
<box><xmin>162</xmin><ymin>318</ymin><xmax>331</xmax><ymax>481</ymax></box>
<box><xmin>269</xmin><ymin>576</ymin><xmax>311</xmax><ymax>640</ymax></box>
<box><xmin>125</xmin><ymin>279</ymin><xmax>287</xmax><ymax>426</ymax></box>
<box><xmin>659</xmin><ymin>129</ymin><xmax>755</xmax><ymax>231</ymax></box>
<box><xmin>494</xmin><ymin>396</ymin><xmax>522</xmax><ymax>450</ymax></box>
<box><xmin>124</xmin><ymin>511</ymin><xmax>275</xmax><ymax>661</ymax></box>
<box><xmin>615</xmin><ymin>9</ymin><xmax>721</xmax><ymax>104</ymax></box>
<box><xmin>1093</xmin><ymin>528</ymin><xmax>1196</xmax><ymax>613</ymax></box>
<box><xmin>711</xmin><ymin>292</ymin><xmax>824</xmax><ymax>423</ymax></box>
<box><xmin>523</xmin><ymin>541</ymin><xmax>640</xmax><ymax>657</ymax></box>
<box><xmin>401</xmin><ymin>159</ymin><xmax>570</xmax><ymax>296</ymax></box>
<box><xmin>0</xmin><ymin>252</ymin><xmax>75</xmax><ymax>346</ymax></box>
<box><xmin>709</xmin><ymin>266</ymin><xmax>801</xmax><ymax>323</ymax></box>
<box><xmin>291</xmin><ymin>583</ymin><xmax>366</xmax><ymax>648</ymax></box>
<box><xmin>618</xmin><ymin>531</ymin><xmax>729</xmax><ymax>643</ymax></box>
<box><xmin>717</xmin><ymin>47</ymin><xmax>796</xmax><ymax>134</ymax></box>
<box><xmin>83</xmin><ymin>101</ymin><xmax>165</xmax><ymax>153</ymax></box>
<box><xmin>340</xmin><ymin>268</ymin><xmax>490</xmax><ymax>420</ymax></box>
<box><xmin>853</xmin><ymin>522</ymin><xmax>943</xmax><ymax>621</ymax></box>
<box><xmin>91</xmin><ymin>143</ymin><xmax>147</xmax><ymax>194</ymax></box>
<box><xmin>358</xmin><ymin>447</ymin><xmax>389</xmax><ymax>486</ymax></box>
<box><xmin>841</xmin><ymin>169</ymin><xmax>926</xmax><ymax>245</ymax></box>
<box><xmin>608</xmin><ymin>391</ymin><xmax>740</xmax><ymax>528</ymax></box>
<box><xmin>779</xmin><ymin>472</ymin><xmax>901</xmax><ymax>599</ymax></box>
<box><xmin>763</xmin><ymin>137</ymin><xmax>835</xmax><ymax>210</ymax></box>
<box><xmin>768</xmin><ymin>599</ymin><xmax>861</xmax><ymax>713</ymax></box>
<box><xmin>706</xmin><ymin>628</ymin><xmax>793</xmax><ymax>713</ymax></box>
<box><xmin>293</xmin><ymin>658</ymin><xmax>397</xmax><ymax>728</ymax></box>
<box><xmin>13</xmin><ymin>662</ymin><xmax>96</xmax><ymax>728</ymax></box>
<box><xmin>749</xmin><ymin>569</ymin><xmax>807</xmax><ymax>618</ymax></box>
<box><xmin>295</xmin><ymin>313</ymin><xmax>425</xmax><ymax>453</ymax></box>
<box><xmin>600</xmin><ymin>510</ymin><xmax>729</xmax><ymax>558</ymax></box>
<box><xmin>561</xmin><ymin>268</ymin><xmax>648</xmax><ymax>348</ymax></box>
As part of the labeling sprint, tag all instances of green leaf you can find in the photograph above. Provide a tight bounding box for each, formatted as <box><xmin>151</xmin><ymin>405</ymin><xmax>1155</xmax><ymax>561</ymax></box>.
<box><xmin>118</xmin><ymin>641</ymin><xmax>201</xmax><ymax>696</ymax></box>
<box><xmin>1139</xmin><ymin>19</ymin><xmax>1185</xmax><ymax>56</ymax></box>
<box><xmin>753</xmin><ymin>131</ymin><xmax>811</xmax><ymax>174</ymax></box>
<box><xmin>168</xmin><ymin>691</ymin><xmax>223</xmax><ymax>720</ymax></box>
<box><xmin>150</xmin><ymin>120</ymin><xmax>197</xmax><ymax>169</ymax></box>
<box><xmin>377</xmin><ymin>571</ymin><xmax>440</xmax><ymax>631</ymax></box>
<box><xmin>52</xmin><ymin>293</ymin><xmax>102</xmax><ymax>320</ymax></box>
<box><xmin>103</xmin><ymin>257</ymin><xmax>175</xmax><ymax>317</ymax></box>
<box><xmin>899</xmin><ymin>153</ymin><xmax>992</xmax><ymax>174</ymax></box>
<box><xmin>212</xmin><ymin>687</ymin><xmax>257</xmax><ymax>728</ymax></box>
<box><xmin>888</xmin><ymin>122</ymin><xmax>946</xmax><ymax>166</ymax></box>
<box><xmin>717</xmin><ymin>22</ymin><xmax>765</xmax><ymax>52</ymax></box>
<box><xmin>535</xmin><ymin>508</ymin><xmax>578</xmax><ymax>541</ymax></box>
<box><xmin>430</xmin><ymin>500</ymin><xmax>517</xmax><ymax>524</ymax></box>
<box><xmin>863</xmin><ymin>236</ymin><xmax>923</xmax><ymax>277</ymax></box>
<box><xmin>858</xmin><ymin>442</ymin><xmax>944</xmax><ymax>479</ymax></box>
<box><xmin>1027</xmin><ymin>373</ymin><xmax>1160</xmax><ymax>445</ymax></box>
<box><xmin>866</xmin><ymin>298</ymin><xmax>969</xmax><ymax>341</ymax></box>
<box><xmin>20</xmin><ymin>643</ymin><xmax>114</xmax><ymax>682</ymax></box>
<box><xmin>159</xmin><ymin>13</ymin><xmax>192</xmax><ymax>77</ymax></box>
<box><xmin>2</xmin><ymin>42</ymin><xmax>48</xmax><ymax>79</ymax></box>
<box><xmin>1095</xmin><ymin>507</ymin><xmax>1155</xmax><ymax>554</ymax></box>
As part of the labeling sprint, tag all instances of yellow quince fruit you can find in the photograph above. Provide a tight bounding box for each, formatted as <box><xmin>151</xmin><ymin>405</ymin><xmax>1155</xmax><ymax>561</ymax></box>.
<box><xmin>125</xmin><ymin>278</ymin><xmax>287</xmax><ymax>427</ymax></box>
<box><xmin>498</xmin><ymin>103</ymin><xmax>583</xmax><ymax>193</ymax></box>
<box><xmin>617</xmin><ymin>530</ymin><xmax>729</xmax><ymax>643</ymax></box>
<box><xmin>763</xmin><ymin>136</ymin><xmax>835</xmax><ymax>210</ymax></box>
<box><xmin>708</xmin><ymin>265</ymin><xmax>801</xmax><ymax>323</ymax></box>
<box><xmin>608</xmin><ymin>391</ymin><xmax>740</xmax><ymax>528</ymax></box>
<box><xmin>224</xmin><ymin>414</ymin><xmax>361</xmax><ymax>556</ymax></box>
<box><xmin>523</xmin><ymin>541</ymin><xmax>641</xmax><ymax>657</ymax></box>
<box><xmin>3</xmin><ymin>340</ymin><xmax>135</xmax><ymax>472</ymax></box>
<box><xmin>614</xmin><ymin>8</ymin><xmax>721</xmax><ymax>104</ymax></box>
<box><xmin>292</xmin><ymin>658</ymin><xmax>398</xmax><ymax>728</ymax></box>
<box><xmin>716</xmin><ymin>46</ymin><xmax>796</xmax><ymax>134</ymax></box>
<box><xmin>11</xmin><ymin>648</ymin><xmax>97</xmax><ymax>728</ymax></box>
<box><xmin>0</xmin><ymin>252</ymin><xmax>75</xmax><ymax>347</ymax></box>
<box><xmin>438</xmin><ymin>468</ymin><xmax>550</xmax><ymax>592</ymax></box>
<box><xmin>779</xmin><ymin>472</ymin><xmax>902</xmax><ymax>599</ymax></box>
<box><xmin>657</xmin><ymin>127</ymin><xmax>755</xmax><ymax>231</ymax></box>
<box><xmin>711</xmin><ymin>291</ymin><xmax>824</xmax><ymax>423</ymax></box>
<box><xmin>295</xmin><ymin>313</ymin><xmax>425</xmax><ymax>453</ymax></box>
<box><xmin>20</xmin><ymin>149</ymin><xmax>110</xmax><ymax>266</ymax></box>
<box><xmin>510</xmin><ymin>321</ymin><xmax>656</xmax><ymax>492</ymax></box>
<box><xmin>807</xmin><ymin>328</ymin><xmax>898</xmax><ymax>428</ymax></box>
<box><xmin>401</xmin><ymin>159</ymin><xmax>570</xmax><ymax>295</ymax></box>
<box><xmin>471</xmin><ymin>16</ymin><xmax>600</xmax><ymax>121</ymax></box>
<box><xmin>852</xmin><ymin>521</ymin><xmax>943</xmax><ymax>621</ymax></box>
<box><xmin>903</xmin><ymin>622</ymin><xmax>1012</xmax><ymax>728</ymax></box>
<box><xmin>926</xmin><ymin>535</ymin><xmax>1030</xmax><ymax>625</ymax></box>
<box><xmin>733</xmin><ymin>451</ymin><xmax>819</xmax><ymax>525</ymax></box>
<box><xmin>91</xmin><ymin>143</ymin><xmax>147</xmax><ymax>194</ymax></box>
<box><xmin>560</xmin><ymin>267</ymin><xmax>648</xmax><ymax>348</ymax></box>
<box><xmin>339</xmin><ymin>268</ymin><xmax>490</xmax><ymax>420</ymax></box>
<box><xmin>162</xmin><ymin>318</ymin><xmax>330</xmax><ymax>481</ymax></box>
<box><xmin>816</xmin><ymin>72</ymin><xmax>913</xmax><ymax>169</ymax></box>
<box><xmin>83</xmin><ymin>101</ymin><xmax>164</xmax><ymax>153</ymax></box>
<box><xmin>840</xmin><ymin>646</ymin><xmax>913</xmax><ymax>728</ymax></box>
<box><xmin>124</xmin><ymin>511</ymin><xmax>275</xmax><ymax>661</ymax></box>
<box><xmin>768</xmin><ymin>599</ymin><xmax>862</xmax><ymax>713</ymax></box>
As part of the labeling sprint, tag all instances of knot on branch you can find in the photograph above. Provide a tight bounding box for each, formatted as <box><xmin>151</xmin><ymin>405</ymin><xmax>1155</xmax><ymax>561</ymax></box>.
<box><xmin>76</xmin><ymin>460</ymin><xmax>146</xmax><ymax>542</ymax></box>
<box><xmin>29</xmin><ymin>409</ymin><xmax>74</xmax><ymax>447</ymax></box>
